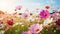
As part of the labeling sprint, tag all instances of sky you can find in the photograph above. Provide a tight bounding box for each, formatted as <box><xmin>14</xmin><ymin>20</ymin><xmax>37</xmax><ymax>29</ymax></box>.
<box><xmin>0</xmin><ymin>0</ymin><xmax>60</xmax><ymax>13</ymax></box>
<box><xmin>20</xmin><ymin>0</ymin><xmax>60</xmax><ymax>13</ymax></box>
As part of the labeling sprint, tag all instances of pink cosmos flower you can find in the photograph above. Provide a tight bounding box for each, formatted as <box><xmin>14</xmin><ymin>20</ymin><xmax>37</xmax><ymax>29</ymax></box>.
<box><xmin>39</xmin><ymin>10</ymin><xmax>50</xmax><ymax>19</ymax></box>
<box><xmin>15</xmin><ymin>5</ymin><xmax>22</xmax><ymax>10</ymax></box>
<box><xmin>30</xmin><ymin>23</ymin><xmax>43</xmax><ymax>34</ymax></box>
<box><xmin>51</xmin><ymin>11</ymin><xmax>58</xmax><ymax>20</ymax></box>
<box><xmin>13</xmin><ymin>12</ymin><xmax>17</xmax><ymax>15</ymax></box>
<box><xmin>22</xmin><ymin>32</ymin><xmax>28</xmax><ymax>34</ymax></box>
<box><xmin>22</xmin><ymin>12</ymin><xmax>29</xmax><ymax>19</ymax></box>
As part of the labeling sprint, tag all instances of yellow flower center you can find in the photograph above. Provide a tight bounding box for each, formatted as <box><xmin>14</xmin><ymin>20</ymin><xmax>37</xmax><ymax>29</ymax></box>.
<box><xmin>35</xmin><ymin>28</ymin><xmax>39</xmax><ymax>32</ymax></box>
<box><xmin>44</xmin><ymin>13</ymin><xmax>47</xmax><ymax>16</ymax></box>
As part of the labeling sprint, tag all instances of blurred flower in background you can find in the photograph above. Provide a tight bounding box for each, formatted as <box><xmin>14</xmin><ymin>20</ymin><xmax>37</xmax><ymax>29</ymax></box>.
<box><xmin>55</xmin><ymin>19</ymin><xmax>60</xmax><ymax>26</ymax></box>
<box><xmin>15</xmin><ymin>5</ymin><xmax>22</xmax><ymax>11</ymax></box>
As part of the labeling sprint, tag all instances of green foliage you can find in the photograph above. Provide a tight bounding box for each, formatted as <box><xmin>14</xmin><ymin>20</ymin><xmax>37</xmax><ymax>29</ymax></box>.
<box><xmin>4</xmin><ymin>25</ymin><xmax>28</xmax><ymax>34</ymax></box>
<box><xmin>41</xmin><ymin>25</ymin><xmax>60</xmax><ymax>34</ymax></box>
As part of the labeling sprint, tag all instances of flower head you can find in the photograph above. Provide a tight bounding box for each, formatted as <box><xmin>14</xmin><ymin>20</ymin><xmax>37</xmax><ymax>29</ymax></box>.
<box><xmin>22</xmin><ymin>31</ymin><xmax>31</xmax><ymax>34</ymax></box>
<box><xmin>51</xmin><ymin>12</ymin><xmax>58</xmax><ymax>20</ymax></box>
<box><xmin>39</xmin><ymin>10</ymin><xmax>50</xmax><ymax>19</ymax></box>
<box><xmin>7</xmin><ymin>19</ymin><xmax>13</xmax><ymax>26</ymax></box>
<box><xmin>15</xmin><ymin>5</ymin><xmax>22</xmax><ymax>10</ymax></box>
<box><xmin>22</xmin><ymin>12</ymin><xmax>29</xmax><ymax>18</ymax></box>
<box><xmin>27</xmin><ymin>16</ymin><xmax>35</xmax><ymax>22</ymax></box>
<box><xmin>55</xmin><ymin>19</ymin><xmax>60</xmax><ymax>26</ymax></box>
<box><xmin>30</xmin><ymin>23</ymin><xmax>43</xmax><ymax>34</ymax></box>
<box><xmin>43</xmin><ymin>18</ymin><xmax>53</xmax><ymax>26</ymax></box>
<box><xmin>45</xmin><ymin>6</ymin><xmax>50</xmax><ymax>9</ymax></box>
<box><xmin>22</xmin><ymin>32</ymin><xmax>28</xmax><ymax>34</ymax></box>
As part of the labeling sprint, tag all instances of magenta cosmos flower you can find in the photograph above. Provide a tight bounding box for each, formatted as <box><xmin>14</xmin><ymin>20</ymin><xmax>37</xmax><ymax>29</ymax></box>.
<box><xmin>55</xmin><ymin>19</ymin><xmax>60</xmax><ymax>26</ymax></box>
<box><xmin>30</xmin><ymin>24</ymin><xmax>43</xmax><ymax>34</ymax></box>
<box><xmin>39</xmin><ymin>10</ymin><xmax>50</xmax><ymax>19</ymax></box>
<box><xmin>7</xmin><ymin>19</ymin><xmax>13</xmax><ymax>26</ymax></box>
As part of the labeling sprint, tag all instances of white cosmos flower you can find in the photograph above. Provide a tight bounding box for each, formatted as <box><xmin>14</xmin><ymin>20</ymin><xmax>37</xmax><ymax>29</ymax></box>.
<box><xmin>27</xmin><ymin>16</ymin><xmax>35</xmax><ymax>22</ymax></box>
<box><xmin>43</xmin><ymin>18</ymin><xmax>53</xmax><ymax>26</ymax></box>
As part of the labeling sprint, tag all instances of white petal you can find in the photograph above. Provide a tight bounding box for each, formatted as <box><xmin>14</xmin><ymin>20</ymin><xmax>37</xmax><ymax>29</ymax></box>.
<box><xmin>43</xmin><ymin>18</ymin><xmax>53</xmax><ymax>26</ymax></box>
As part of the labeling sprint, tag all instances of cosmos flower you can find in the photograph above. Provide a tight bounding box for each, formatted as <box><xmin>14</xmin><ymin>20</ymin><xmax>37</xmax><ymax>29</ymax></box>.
<box><xmin>27</xmin><ymin>16</ymin><xmax>35</xmax><ymax>22</ymax></box>
<box><xmin>51</xmin><ymin>12</ymin><xmax>58</xmax><ymax>20</ymax></box>
<box><xmin>30</xmin><ymin>23</ymin><xmax>43</xmax><ymax>34</ymax></box>
<box><xmin>22</xmin><ymin>32</ymin><xmax>28</xmax><ymax>34</ymax></box>
<box><xmin>22</xmin><ymin>31</ymin><xmax>32</xmax><ymax>34</ymax></box>
<box><xmin>15</xmin><ymin>5</ymin><xmax>22</xmax><ymax>10</ymax></box>
<box><xmin>55</xmin><ymin>19</ymin><xmax>60</xmax><ymax>26</ymax></box>
<box><xmin>13</xmin><ymin>12</ymin><xmax>17</xmax><ymax>15</ymax></box>
<box><xmin>7</xmin><ymin>19</ymin><xmax>13</xmax><ymax>26</ymax></box>
<box><xmin>43</xmin><ymin>18</ymin><xmax>53</xmax><ymax>26</ymax></box>
<box><xmin>45</xmin><ymin>5</ymin><xmax>50</xmax><ymax>9</ymax></box>
<box><xmin>28</xmin><ymin>31</ymin><xmax>32</xmax><ymax>34</ymax></box>
<box><xmin>39</xmin><ymin>10</ymin><xmax>50</xmax><ymax>19</ymax></box>
<box><xmin>22</xmin><ymin>12</ymin><xmax>29</xmax><ymax>19</ymax></box>
<box><xmin>0</xmin><ymin>21</ymin><xmax>4</xmax><ymax>28</ymax></box>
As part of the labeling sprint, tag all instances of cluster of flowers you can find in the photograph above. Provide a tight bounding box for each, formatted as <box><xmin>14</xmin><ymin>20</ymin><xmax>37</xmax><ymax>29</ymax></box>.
<box><xmin>0</xmin><ymin>5</ymin><xmax>60</xmax><ymax>34</ymax></box>
<box><xmin>22</xmin><ymin>10</ymin><xmax>60</xmax><ymax>34</ymax></box>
